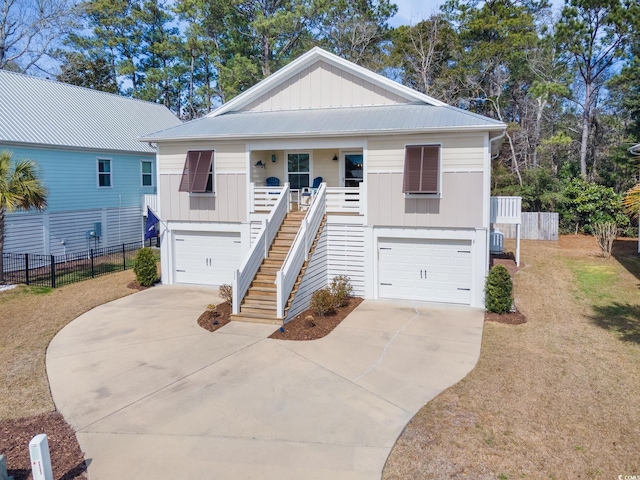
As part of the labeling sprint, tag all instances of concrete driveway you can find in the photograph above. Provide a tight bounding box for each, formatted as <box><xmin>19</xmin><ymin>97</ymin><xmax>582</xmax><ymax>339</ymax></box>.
<box><xmin>47</xmin><ymin>286</ymin><xmax>484</xmax><ymax>479</ymax></box>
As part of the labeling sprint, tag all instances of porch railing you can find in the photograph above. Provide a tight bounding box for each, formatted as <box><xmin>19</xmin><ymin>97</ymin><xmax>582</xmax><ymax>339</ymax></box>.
<box><xmin>250</xmin><ymin>184</ymin><xmax>283</xmax><ymax>212</ymax></box>
<box><xmin>490</xmin><ymin>196</ymin><xmax>522</xmax><ymax>224</ymax></box>
<box><xmin>141</xmin><ymin>194</ymin><xmax>157</xmax><ymax>213</ymax></box>
<box><xmin>326</xmin><ymin>185</ymin><xmax>363</xmax><ymax>214</ymax></box>
<box><xmin>233</xmin><ymin>183</ymin><xmax>290</xmax><ymax>314</ymax></box>
<box><xmin>276</xmin><ymin>183</ymin><xmax>326</xmax><ymax>319</ymax></box>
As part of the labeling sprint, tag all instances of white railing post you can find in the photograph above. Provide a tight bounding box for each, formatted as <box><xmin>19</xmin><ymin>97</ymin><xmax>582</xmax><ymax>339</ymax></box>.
<box><xmin>263</xmin><ymin>219</ymin><xmax>269</xmax><ymax>258</ymax></box>
<box><xmin>304</xmin><ymin>220</ymin><xmax>309</xmax><ymax>261</ymax></box>
<box><xmin>276</xmin><ymin>270</ymin><xmax>284</xmax><ymax>318</ymax></box>
<box><xmin>249</xmin><ymin>182</ymin><xmax>255</xmax><ymax>213</ymax></box>
<box><xmin>232</xmin><ymin>270</ymin><xmax>239</xmax><ymax>314</ymax></box>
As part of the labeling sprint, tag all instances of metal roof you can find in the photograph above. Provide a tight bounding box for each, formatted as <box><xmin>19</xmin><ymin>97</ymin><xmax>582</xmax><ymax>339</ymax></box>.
<box><xmin>141</xmin><ymin>103</ymin><xmax>506</xmax><ymax>142</ymax></box>
<box><xmin>0</xmin><ymin>69</ymin><xmax>181</xmax><ymax>153</ymax></box>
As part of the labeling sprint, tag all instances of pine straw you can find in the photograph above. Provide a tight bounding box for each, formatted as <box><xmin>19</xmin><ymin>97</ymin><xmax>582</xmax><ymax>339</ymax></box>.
<box><xmin>0</xmin><ymin>270</ymin><xmax>137</xmax><ymax>421</ymax></box>
<box><xmin>384</xmin><ymin>236</ymin><xmax>640</xmax><ymax>480</ymax></box>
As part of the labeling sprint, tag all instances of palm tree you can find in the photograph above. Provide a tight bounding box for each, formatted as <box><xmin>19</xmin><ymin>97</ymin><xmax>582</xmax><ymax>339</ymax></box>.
<box><xmin>0</xmin><ymin>151</ymin><xmax>48</xmax><ymax>284</ymax></box>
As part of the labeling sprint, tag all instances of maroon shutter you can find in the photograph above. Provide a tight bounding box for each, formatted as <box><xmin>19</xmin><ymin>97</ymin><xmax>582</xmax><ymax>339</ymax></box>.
<box><xmin>403</xmin><ymin>145</ymin><xmax>439</xmax><ymax>194</ymax></box>
<box><xmin>403</xmin><ymin>146</ymin><xmax>423</xmax><ymax>193</ymax></box>
<box><xmin>421</xmin><ymin>146</ymin><xmax>439</xmax><ymax>193</ymax></box>
<box><xmin>178</xmin><ymin>151</ymin><xmax>214</xmax><ymax>193</ymax></box>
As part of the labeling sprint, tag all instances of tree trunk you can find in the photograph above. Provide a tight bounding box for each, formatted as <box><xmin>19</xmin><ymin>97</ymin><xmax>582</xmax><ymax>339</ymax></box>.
<box><xmin>0</xmin><ymin>206</ymin><xmax>5</xmax><ymax>284</ymax></box>
<box><xmin>580</xmin><ymin>81</ymin><xmax>592</xmax><ymax>178</ymax></box>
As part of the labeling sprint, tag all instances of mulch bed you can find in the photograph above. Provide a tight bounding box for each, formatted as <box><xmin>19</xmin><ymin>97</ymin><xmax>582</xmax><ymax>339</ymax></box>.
<box><xmin>269</xmin><ymin>297</ymin><xmax>364</xmax><ymax>341</ymax></box>
<box><xmin>486</xmin><ymin>252</ymin><xmax>527</xmax><ymax>325</ymax></box>
<box><xmin>197</xmin><ymin>302</ymin><xmax>232</xmax><ymax>332</ymax></box>
<box><xmin>0</xmin><ymin>412</ymin><xmax>87</xmax><ymax>480</ymax></box>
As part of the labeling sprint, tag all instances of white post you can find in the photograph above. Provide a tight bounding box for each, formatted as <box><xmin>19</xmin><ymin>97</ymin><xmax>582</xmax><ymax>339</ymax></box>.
<box><xmin>276</xmin><ymin>270</ymin><xmax>284</xmax><ymax>318</ymax></box>
<box><xmin>249</xmin><ymin>182</ymin><xmax>255</xmax><ymax>213</ymax></box>
<box><xmin>515</xmin><ymin>223</ymin><xmax>521</xmax><ymax>267</ymax></box>
<box><xmin>232</xmin><ymin>270</ymin><xmax>239</xmax><ymax>315</ymax></box>
<box><xmin>263</xmin><ymin>219</ymin><xmax>269</xmax><ymax>258</ymax></box>
<box><xmin>304</xmin><ymin>220</ymin><xmax>309</xmax><ymax>261</ymax></box>
<box><xmin>29</xmin><ymin>434</ymin><xmax>53</xmax><ymax>480</ymax></box>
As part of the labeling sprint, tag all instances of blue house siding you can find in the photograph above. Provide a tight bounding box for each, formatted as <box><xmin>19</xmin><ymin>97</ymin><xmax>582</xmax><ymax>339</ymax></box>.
<box><xmin>1</xmin><ymin>143</ymin><xmax>156</xmax><ymax>255</ymax></box>
<box><xmin>0</xmin><ymin>144</ymin><xmax>156</xmax><ymax>213</ymax></box>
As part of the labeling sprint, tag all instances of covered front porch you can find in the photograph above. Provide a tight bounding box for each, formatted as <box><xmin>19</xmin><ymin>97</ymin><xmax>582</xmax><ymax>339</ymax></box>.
<box><xmin>249</xmin><ymin>148</ymin><xmax>364</xmax><ymax>215</ymax></box>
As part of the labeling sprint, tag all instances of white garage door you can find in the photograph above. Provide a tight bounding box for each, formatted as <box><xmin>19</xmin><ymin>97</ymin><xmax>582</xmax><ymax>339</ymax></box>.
<box><xmin>174</xmin><ymin>231</ymin><xmax>242</xmax><ymax>286</ymax></box>
<box><xmin>378</xmin><ymin>238</ymin><xmax>472</xmax><ymax>305</ymax></box>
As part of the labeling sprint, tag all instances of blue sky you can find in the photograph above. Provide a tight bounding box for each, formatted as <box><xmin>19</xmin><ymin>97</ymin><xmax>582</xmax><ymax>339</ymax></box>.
<box><xmin>389</xmin><ymin>0</ymin><xmax>566</xmax><ymax>27</ymax></box>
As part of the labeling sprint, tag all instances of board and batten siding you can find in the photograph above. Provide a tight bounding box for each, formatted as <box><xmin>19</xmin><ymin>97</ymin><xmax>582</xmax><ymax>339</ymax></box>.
<box><xmin>157</xmin><ymin>141</ymin><xmax>247</xmax><ymax>173</ymax></box>
<box><xmin>159</xmin><ymin>173</ymin><xmax>247</xmax><ymax>223</ymax></box>
<box><xmin>0</xmin><ymin>144</ymin><xmax>156</xmax><ymax>213</ymax></box>
<box><xmin>367</xmin><ymin>171</ymin><xmax>484</xmax><ymax>228</ymax></box>
<box><xmin>242</xmin><ymin>61</ymin><xmax>408</xmax><ymax>113</ymax></box>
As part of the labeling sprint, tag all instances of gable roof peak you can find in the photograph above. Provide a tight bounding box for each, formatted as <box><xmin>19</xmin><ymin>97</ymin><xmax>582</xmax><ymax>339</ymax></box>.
<box><xmin>207</xmin><ymin>47</ymin><xmax>447</xmax><ymax>118</ymax></box>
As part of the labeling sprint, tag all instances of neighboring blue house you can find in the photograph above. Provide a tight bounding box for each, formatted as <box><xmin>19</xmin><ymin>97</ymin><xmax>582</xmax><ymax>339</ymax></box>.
<box><xmin>0</xmin><ymin>70</ymin><xmax>181</xmax><ymax>256</ymax></box>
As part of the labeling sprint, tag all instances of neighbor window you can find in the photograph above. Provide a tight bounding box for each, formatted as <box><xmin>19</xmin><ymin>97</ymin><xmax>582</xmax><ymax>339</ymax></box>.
<box><xmin>141</xmin><ymin>160</ymin><xmax>153</xmax><ymax>187</ymax></box>
<box><xmin>178</xmin><ymin>150</ymin><xmax>214</xmax><ymax>193</ymax></box>
<box><xmin>97</xmin><ymin>158</ymin><xmax>112</xmax><ymax>188</ymax></box>
<box><xmin>402</xmin><ymin>145</ymin><xmax>440</xmax><ymax>194</ymax></box>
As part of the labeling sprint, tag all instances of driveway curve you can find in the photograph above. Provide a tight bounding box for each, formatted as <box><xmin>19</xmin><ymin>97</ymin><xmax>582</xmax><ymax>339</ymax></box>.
<box><xmin>47</xmin><ymin>286</ymin><xmax>483</xmax><ymax>480</ymax></box>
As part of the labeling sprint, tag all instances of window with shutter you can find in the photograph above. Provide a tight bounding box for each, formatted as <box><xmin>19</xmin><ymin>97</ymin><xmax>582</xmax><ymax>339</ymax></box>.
<box><xmin>178</xmin><ymin>150</ymin><xmax>214</xmax><ymax>193</ymax></box>
<box><xmin>403</xmin><ymin>145</ymin><xmax>440</xmax><ymax>195</ymax></box>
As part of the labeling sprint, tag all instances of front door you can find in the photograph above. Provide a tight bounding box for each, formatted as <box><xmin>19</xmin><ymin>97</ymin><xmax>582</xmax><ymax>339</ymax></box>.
<box><xmin>287</xmin><ymin>153</ymin><xmax>310</xmax><ymax>190</ymax></box>
<box><xmin>344</xmin><ymin>153</ymin><xmax>363</xmax><ymax>187</ymax></box>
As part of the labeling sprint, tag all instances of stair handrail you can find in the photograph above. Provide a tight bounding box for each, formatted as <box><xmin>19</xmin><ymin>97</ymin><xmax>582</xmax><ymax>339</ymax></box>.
<box><xmin>276</xmin><ymin>183</ymin><xmax>326</xmax><ymax>319</ymax></box>
<box><xmin>232</xmin><ymin>183</ymin><xmax>290</xmax><ymax>315</ymax></box>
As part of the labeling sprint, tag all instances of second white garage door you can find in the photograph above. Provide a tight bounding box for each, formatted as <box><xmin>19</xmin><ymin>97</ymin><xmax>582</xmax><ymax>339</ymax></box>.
<box><xmin>174</xmin><ymin>231</ymin><xmax>242</xmax><ymax>286</ymax></box>
<box><xmin>378</xmin><ymin>238</ymin><xmax>472</xmax><ymax>305</ymax></box>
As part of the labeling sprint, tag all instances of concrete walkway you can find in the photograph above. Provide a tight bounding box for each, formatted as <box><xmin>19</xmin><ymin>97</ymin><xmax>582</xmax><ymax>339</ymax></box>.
<box><xmin>47</xmin><ymin>286</ymin><xmax>484</xmax><ymax>479</ymax></box>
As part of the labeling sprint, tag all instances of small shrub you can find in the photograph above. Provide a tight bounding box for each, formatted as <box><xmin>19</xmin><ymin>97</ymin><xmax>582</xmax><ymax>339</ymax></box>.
<box><xmin>592</xmin><ymin>221</ymin><xmax>618</xmax><ymax>258</ymax></box>
<box><xmin>311</xmin><ymin>287</ymin><xmax>335</xmax><ymax>316</ymax></box>
<box><xmin>133</xmin><ymin>247</ymin><xmax>158</xmax><ymax>287</ymax></box>
<box><xmin>329</xmin><ymin>275</ymin><xmax>353</xmax><ymax>307</ymax></box>
<box><xmin>485</xmin><ymin>265</ymin><xmax>513</xmax><ymax>314</ymax></box>
<box><xmin>219</xmin><ymin>284</ymin><xmax>233</xmax><ymax>305</ymax></box>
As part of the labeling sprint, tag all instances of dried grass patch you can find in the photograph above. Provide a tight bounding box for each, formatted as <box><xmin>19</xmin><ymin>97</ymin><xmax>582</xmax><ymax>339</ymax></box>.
<box><xmin>384</xmin><ymin>236</ymin><xmax>640</xmax><ymax>480</ymax></box>
<box><xmin>0</xmin><ymin>270</ymin><xmax>137</xmax><ymax>420</ymax></box>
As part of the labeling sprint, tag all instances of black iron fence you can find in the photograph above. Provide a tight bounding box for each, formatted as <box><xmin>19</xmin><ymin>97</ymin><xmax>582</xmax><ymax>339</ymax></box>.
<box><xmin>2</xmin><ymin>241</ymin><xmax>143</xmax><ymax>288</ymax></box>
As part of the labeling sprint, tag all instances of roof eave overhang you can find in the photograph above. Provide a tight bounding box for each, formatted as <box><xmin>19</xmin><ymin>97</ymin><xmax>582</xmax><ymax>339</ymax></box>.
<box><xmin>139</xmin><ymin>123</ymin><xmax>508</xmax><ymax>143</ymax></box>
<box><xmin>0</xmin><ymin>139</ymin><xmax>156</xmax><ymax>155</ymax></box>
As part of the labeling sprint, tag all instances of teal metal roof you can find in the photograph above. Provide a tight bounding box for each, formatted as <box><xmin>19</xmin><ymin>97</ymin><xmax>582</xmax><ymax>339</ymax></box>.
<box><xmin>0</xmin><ymin>70</ymin><xmax>181</xmax><ymax>153</ymax></box>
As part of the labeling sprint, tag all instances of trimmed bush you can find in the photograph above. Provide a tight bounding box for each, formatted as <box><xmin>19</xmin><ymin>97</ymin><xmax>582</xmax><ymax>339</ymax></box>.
<box><xmin>485</xmin><ymin>265</ymin><xmax>513</xmax><ymax>314</ymax></box>
<box><xmin>329</xmin><ymin>275</ymin><xmax>353</xmax><ymax>307</ymax></box>
<box><xmin>219</xmin><ymin>284</ymin><xmax>233</xmax><ymax>305</ymax></box>
<box><xmin>311</xmin><ymin>287</ymin><xmax>335</xmax><ymax>316</ymax></box>
<box><xmin>133</xmin><ymin>248</ymin><xmax>158</xmax><ymax>287</ymax></box>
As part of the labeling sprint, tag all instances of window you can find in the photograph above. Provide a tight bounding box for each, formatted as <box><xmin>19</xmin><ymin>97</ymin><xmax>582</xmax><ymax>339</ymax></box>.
<box><xmin>97</xmin><ymin>158</ymin><xmax>112</xmax><ymax>188</ymax></box>
<box><xmin>403</xmin><ymin>145</ymin><xmax>440</xmax><ymax>195</ymax></box>
<box><xmin>141</xmin><ymin>160</ymin><xmax>153</xmax><ymax>187</ymax></box>
<box><xmin>287</xmin><ymin>153</ymin><xmax>310</xmax><ymax>190</ymax></box>
<box><xmin>178</xmin><ymin>150</ymin><xmax>214</xmax><ymax>194</ymax></box>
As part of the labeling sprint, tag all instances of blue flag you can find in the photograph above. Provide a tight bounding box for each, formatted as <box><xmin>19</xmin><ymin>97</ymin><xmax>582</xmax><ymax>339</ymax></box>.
<box><xmin>145</xmin><ymin>207</ymin><xmax>160</xmax><ymax>240</ymax></box>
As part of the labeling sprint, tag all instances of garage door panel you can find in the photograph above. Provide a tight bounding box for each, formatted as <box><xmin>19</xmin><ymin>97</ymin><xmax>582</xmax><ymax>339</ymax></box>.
<box><xmin>378</xmin><ymin>237</ymin><xmax>472</xmax><ymax>305</ymax></box>
<box><xmin>174</xmin><ymin>231</ymin><xmax>241</xmax><ymax>286</ymax></box>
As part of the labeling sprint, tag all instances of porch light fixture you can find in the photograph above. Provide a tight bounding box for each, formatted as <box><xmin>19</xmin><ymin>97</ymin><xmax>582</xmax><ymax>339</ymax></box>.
<box><xmin>254</xmin><ymin>160</ymin><xmax>266</xmax><ymax>169</ymax></box>
<box><xmin>271</xmin><ymin>154</ymin><xmax>277</xmax><ymax>163</ymax></box>
<box><xmin>332</xmin><ymin>154</ymin><xmax>338</xmax><ymax>161</ymax></box>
